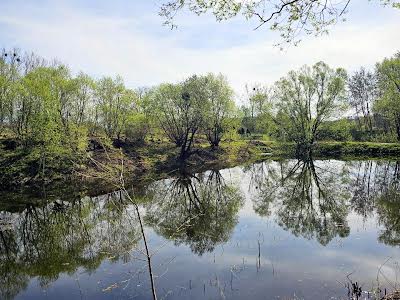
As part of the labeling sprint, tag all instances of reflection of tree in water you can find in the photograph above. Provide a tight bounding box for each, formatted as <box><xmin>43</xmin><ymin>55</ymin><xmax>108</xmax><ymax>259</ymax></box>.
<box><xmin>373</xmin><ymin>161</ymin><xmax>400</xmax><ymax>246</ymax></box>
<box><xmin>349</xmin><ymin>161</ymin><xmax>400</xmax><ymax>220</ymax></box>
<box><xmin>0</xmin><ymin>193</ymin><xmax>140</xmax><ymax>300</ymax></box>
<box><xmin>246</xmin><ymin>160</ymin><xmax>286</xmax><ymax>217</ymax></box>
<box><xmin>377</xmin><ymin>189</ymin><xmax>400</xmax><ymax>246</ymax></box>
<box><xmin>144</xmin><ymin>169</ymin><xmax>244</xmax><ymax>255</ymax></box>
<box><xmin>250</xmin><ymin>159</ymin><xmax>351</xmax><ymax>246</ymax></box>
<box><xmin>346</xmin><ymin>160</ymin><xmax>400</xmax><ymax>246</ymax></box>
<box><xmin>349</xmin><ymin>161</ymin><xmax>378</xmax><ymax>219</ymax></box>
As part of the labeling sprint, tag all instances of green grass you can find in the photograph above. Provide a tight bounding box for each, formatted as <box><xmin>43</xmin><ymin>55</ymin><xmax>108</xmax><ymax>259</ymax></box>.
<box><xmin>313</xmin><ymin>141</ymin><xmax>400</xmax><ymax>158</ymax></box>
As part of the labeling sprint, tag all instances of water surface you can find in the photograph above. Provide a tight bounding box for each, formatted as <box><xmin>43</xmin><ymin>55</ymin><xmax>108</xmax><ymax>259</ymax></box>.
<box><xmin>1</xmin><ymin>159</ymin><xmax>400</xmax><ymax>300</ymax></box>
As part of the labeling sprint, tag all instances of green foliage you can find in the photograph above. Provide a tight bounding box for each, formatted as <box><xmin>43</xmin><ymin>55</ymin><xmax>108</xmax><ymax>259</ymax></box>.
<box><xmin>95</xmin><ymin>76</ymin><xmax>129</xmax><ymax>139</ymax></box>
<box><xmin>375</xmin><ymin>52</ymin><xmax>400</xmax><ymax>141</ymax></box>
<box><xmin>317</xmin><ymin>119</ymin><xmax>352</xmax><ymax>141</ymax></box>
<box><xmin>203</xmin><ymin>73</ymin><xmax>236</xmax><ymax>147</ymax></box>
<box><xmin>160</xmin><ymin>0</ymin><xmax>400</xmax><ymax>46</ymax></box>
<box><xmin>124</xmin><ymin>113</ymin><xmax>149</xmax><ymax>143</ymax></box>
<box><xmin>240</xmin><ymin>84</ymin><xmax>274</xmax><ymax>135</ymax></box>
<box><xmin>149</xmin><ymin>74</ymin><xmax>235</xmax><ymax>158</ymax></box>
<box><xmin>2</xmin><ymin>48</ymin><xmax>400</xmax><ymax>185</ymax></box>
<box><xmin>273</xmin><ymin>61</ymin><xmax>347</xmax><ymax>149</ymax></box>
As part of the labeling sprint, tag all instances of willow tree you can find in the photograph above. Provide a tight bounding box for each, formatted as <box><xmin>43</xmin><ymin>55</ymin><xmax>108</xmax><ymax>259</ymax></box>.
<box><xmin>152</xmin><ymin>75</ymin><xmax>209</xmax><ymax>159</ymax></box>
<box><xmin>273</xmin><ymin>61</ymin><xmax>347</xmax><ymax>155</ymax></box>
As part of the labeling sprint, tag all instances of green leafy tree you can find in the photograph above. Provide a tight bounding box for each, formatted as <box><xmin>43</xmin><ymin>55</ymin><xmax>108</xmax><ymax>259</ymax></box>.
<box><xmin>95</xmin><ymin>76</ymin><xmax>134</xmax><ymax>140</ymax></box>
<box><xmin>273</xmin><ymin>61</ymin><xmax>347</xmax><ymax>155</ymax></box>
<box><xmin>151</xmin><ymin>75</ymin><xmax>209</xmax><ymax>159</ymax></box>
<box><xmin>203</xmin><ymin>73</ymin><xmax>235</xmax><ymax>148</ymax></box>
<box><xmin>375</xmin><ymin>52</ymin><xmax>400</xmax><ymax>141</ymax></box>
<box><xmin>0</xmin><ymin>49</ymin><xmax>22</xmax><ymax>134</ymax></box>
<box><xmin>21</xmin><ymin>66</ymin><xmax>87</xmax><ymax>173</ymax></box>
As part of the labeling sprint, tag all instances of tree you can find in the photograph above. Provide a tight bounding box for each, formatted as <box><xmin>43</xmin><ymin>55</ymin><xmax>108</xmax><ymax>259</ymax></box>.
<box><xmin>151</xmin><ymin>82</ymin><xmax>187</xmax><ymax>145</ymax></box>
<box><xmin>247</xmin><ymin>84</ymin><xmax>273</xmax><ymax>134</ymax></box>
<box><xmin>348</xmin><ymin>68</ymin><xmax>377</xmax><ymax>132</ymax></box>
<box><xmin>159</xmin><ymin>0</ymin><xmax>400</xmax><ymax>46</ymax></box>
<box><xmin>20</xmin><ymin>66</ymin><xmax>88</xmax><ymax>173</ymax></box>
<box><xmin>151</xmin><ymin>75</ymin><xmax>209</xmax><ymax>159</ymax></box>
<box><xmin>69</xmin><ymin>72</ymin><xmax>95</xmax><ymax>126</ymax></box>
<box><xmin>203</xmin><ymin>73</ymin><xmax>235</xmax><ymax>148</ymax></box>
<box><xmin>273</xmin><ymin>61</ymin><xmax>347</xmax><ymax>155</ymax></box>
<box><xmin>375</xmin><ymin>52</ymin><xmax>400</xmax><ymax>141</ymax></box>
<box><xmin>95</xmin><ymin>76</ymin><xmax>133</xmax><ymax>140</ymax></box>
<box><xmin>0</xmin><ymin>49</ymin><xmax>22</xmax><ymax>133</ymax></box>
<box><xmin>124</xmin><ymin>112</ymin><xmax>150</xmax><ymax>143</ymax></box>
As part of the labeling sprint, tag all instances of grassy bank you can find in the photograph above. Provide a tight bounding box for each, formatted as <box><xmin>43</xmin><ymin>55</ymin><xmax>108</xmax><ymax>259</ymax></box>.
<box><xmin>0</xmin><ymin>137</ymin><xmax>265</xmax><ymax>192</ymax></box>
<box><xmin>247</xmin><ymin>140</ymin><xmax>400</xmax><ymax>159</ymax></box>
<box><xmin>1</xmin><ymin>137</ymin><xmax>399</xmax><ymax>194</ymax></box>
<box><xmin>313</xmin><ymin>141</ymin><xmax>400</xmax><ymax>158</ymax></box>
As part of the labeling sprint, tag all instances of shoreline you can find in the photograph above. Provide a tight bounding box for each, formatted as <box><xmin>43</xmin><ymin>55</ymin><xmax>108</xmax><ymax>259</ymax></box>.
<box><xmin>1</xmin><ymin>138</ymin><xmax>400</xmax><ymax>196</ymax></box>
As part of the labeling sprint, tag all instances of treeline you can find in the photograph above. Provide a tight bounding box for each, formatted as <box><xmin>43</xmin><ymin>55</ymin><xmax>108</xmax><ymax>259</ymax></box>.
<box><xmin>0</xmin><ymin>48</ymin><xmax>399</xmax><ymax>172</ymax></box>
<box><xmin>0</xmin><ymin>49</ymin><xmax>239</xmax><ymax>167</ymax></box>
<box><xmin>240</xmin><ymin>52</ymin><xmax>400</xmax><ymax>145</ymax></box>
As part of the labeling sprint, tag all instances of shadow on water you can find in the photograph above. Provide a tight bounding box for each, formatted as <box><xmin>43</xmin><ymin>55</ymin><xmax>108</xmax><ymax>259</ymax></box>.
<box><xmin>1</xmin><ymin>159</ymin><xmax>400</xmax><ymax>299</ymax></box>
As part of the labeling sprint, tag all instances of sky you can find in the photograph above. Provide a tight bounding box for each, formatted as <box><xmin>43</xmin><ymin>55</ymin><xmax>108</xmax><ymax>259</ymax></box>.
<box><xmin>0</xmin><ymin>0</ymin><xmax>399</xmax><ymax>100</ymax></box>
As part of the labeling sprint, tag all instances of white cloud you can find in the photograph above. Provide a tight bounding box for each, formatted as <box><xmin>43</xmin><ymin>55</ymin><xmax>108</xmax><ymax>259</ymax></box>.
<box><xmin>0</xmin><ymin>1</ymin><xmax>399</xmax><ymax>101</ymax></box>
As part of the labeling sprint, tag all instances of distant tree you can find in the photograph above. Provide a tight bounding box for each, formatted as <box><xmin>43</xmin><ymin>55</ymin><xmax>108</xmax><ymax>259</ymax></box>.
<box><xmin>159</xmin><ymin>0</ymin><xmax>400</xmax><ymax>46</ymax></box>
<box><xmin>0</xmin><ymin>48</ymin><xmax>22</xmax><ymax>133</ymax></box>
<box><xmin>203</xmin><ymin>73</ymin><xmax>235</xmax><ymax>148</ymax></box>
<box><xmin>374</xmin><ymin>52</ymin><xmax>400</xmax><ymax>141</ymax></box>
<box><xmin>151</xmin><ymin>83</ymin><xmax>187</xmax><ymax>144</ymax></box>
<box><xmin>348</xmin><ymin>68</ymin><xmax>377</xmax><ymax>132</ymax></box>
<box><xmin>95</xmin><ymin>76</ymin><xmax>134</xmax><ymax>140</ymax></box>
<box><xmin>19</xmin><ymin>66</ymin><xmax>88</xmax><ymax>174</ymax></box>
<box><xmin>69</xmin><ymin>72</ymin><xmax>95</xmax><ymax>126</ymax></box>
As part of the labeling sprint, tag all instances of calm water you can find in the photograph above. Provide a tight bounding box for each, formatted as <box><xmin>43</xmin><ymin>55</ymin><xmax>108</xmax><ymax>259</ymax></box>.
<box><xmin>1</xmin><ymin>159</ymin><xmax>400</xmax><ymax>300</ymax></box>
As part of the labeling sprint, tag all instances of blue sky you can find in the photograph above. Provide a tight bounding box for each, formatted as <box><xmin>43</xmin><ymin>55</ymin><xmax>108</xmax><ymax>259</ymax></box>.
<box><xmin>0</xmin><ymin>0</ymin><xmax>399</xmax><ymax>99</ymax></box>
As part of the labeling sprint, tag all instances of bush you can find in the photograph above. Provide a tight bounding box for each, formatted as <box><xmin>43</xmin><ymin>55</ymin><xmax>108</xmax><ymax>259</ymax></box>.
<box><xmin>124</xmin><ymin>113</ymin><xmax>149</xmax><ymax>143</ymax></box>
<box><xmin>317</xmin><ymin>120</ymin><xmax>352</xmax><ymax>142</ymax></box>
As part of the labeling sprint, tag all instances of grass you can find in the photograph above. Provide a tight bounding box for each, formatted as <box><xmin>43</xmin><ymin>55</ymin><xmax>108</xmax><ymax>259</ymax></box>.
<box><xmin>313</xmin><ymin>141</ymin><xmax>400</xmax><ymax>158</ymax></box>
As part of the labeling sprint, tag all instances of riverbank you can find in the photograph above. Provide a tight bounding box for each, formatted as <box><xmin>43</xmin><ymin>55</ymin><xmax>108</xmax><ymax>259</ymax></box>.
<box><xmin>1</xmin><ymin>138</ymin><xmax>399</xmax><ymax>194</ymax></box>
<box><xmin>0</xmin><ymin>137</ymin><xmax>265</xmax><ymax>193</ymax></box>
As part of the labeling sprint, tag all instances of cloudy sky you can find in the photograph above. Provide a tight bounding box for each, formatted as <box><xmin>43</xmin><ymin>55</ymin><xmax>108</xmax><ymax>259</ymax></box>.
<box><xmin>1</xmin><ymin>0</ymin><xmax>399</xmax><ymax>99</ymax></box>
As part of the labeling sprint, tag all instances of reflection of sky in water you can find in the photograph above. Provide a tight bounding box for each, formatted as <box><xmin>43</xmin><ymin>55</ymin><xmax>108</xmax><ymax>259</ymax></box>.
<box><xmin>5</xmin><ymin>159</ymin><xmax>400</xmax><ymax>300</ymax></box>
